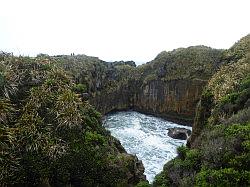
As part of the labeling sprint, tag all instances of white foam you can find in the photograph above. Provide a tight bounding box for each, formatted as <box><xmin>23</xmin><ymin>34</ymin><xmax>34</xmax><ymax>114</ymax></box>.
<box><xmin>103</xmin><ymin>111</ymin><xmax>191</xmax><ymax>183</ymax></box>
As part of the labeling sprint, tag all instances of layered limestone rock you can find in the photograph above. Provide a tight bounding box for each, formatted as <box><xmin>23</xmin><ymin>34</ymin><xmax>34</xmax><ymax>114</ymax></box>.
<box><xmin>59</xmin><ymin>46</ymin><xmax>223</xmax><ymax>125</ymax></box>
<box><xmin>90</xmin><ymin>79</ymin><xmax>207</xmax><ymax>125</ymax></box>
<box><xmin>89</xmin><ymin>46</ymin><xmax>222</xmax><ymax>125</ymax></box>
<box><xmin>133</xmin><ymin>79</ymin><xmax>207</xmax><ymax>125</ymax></box>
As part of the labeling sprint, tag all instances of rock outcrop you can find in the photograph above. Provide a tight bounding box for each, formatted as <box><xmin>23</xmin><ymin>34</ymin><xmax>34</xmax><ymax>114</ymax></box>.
<box><xmin>133</xmin><ymin>79</ymin><xmax>207</xmax><ymax>125</ymax></box>
<box><xmin>46</xmin><ymin>46</ymin><xmax>222</xmax><ymax>126</ymax></box>
<box><xmin>90</xmin><ymin>79</ymin><xmax>207</xmax><ymax>125</ymax></box>
<box><xmin>167</xmin><ymin>127</ymin><xmax>191</xmax><ymax>140</ymax></box>
<box><xmin>153</xmin><ymin>34</ymin><xmax>250</xmax><ymax>187</ymax></box>
<box><xmin>1</xmin><ymin>34</ymin><xmax>249</xmax><ymax>187</ymax></box>
<box><xmin>88</xmin><ymin>46</ymin><xmax>222</xmax><ymax>125</ymax></box>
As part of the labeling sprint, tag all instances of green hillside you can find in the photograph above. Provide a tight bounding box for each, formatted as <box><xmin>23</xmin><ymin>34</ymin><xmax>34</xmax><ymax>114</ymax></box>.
<box><xmin>0</xmin><ymin>54</ymin><xmax>145</xmax><ymax>186</ymax></box>
<box><xmin>0</xmin><ymin>34</ymin><xmax>249</xmax><ymax>186</ymax></box>
<box><xmin>153</xmin><ymin>34</ymin><xmax>250</xmax><ymax>187</ymax></box>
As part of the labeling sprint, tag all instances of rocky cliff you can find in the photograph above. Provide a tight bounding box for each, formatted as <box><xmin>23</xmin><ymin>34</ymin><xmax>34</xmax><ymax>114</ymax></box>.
<box><xmin>90</xmin><ymin>79</ymin><xmax>206</xmax><ymax>125</ymax></box>
<box><xmin>89</xmin><ymin>78</ymin><xmax>209</xmax><ymax>125</ymax></box>
<box><xmin>132</xmin><ymin>79</ymin><xmax>207</xmax><ymax>124</ymax></box>
<box><xmin>1</xmin><ymin>34</ymin><xmax>249</xmax><ymax>186</ymax></box>
<box><xmin>153</xmin><ymin>34</ymin><xmax>250</xmax><ymax>187</ymax></box>
<box><xmin>86</xmin><ymin>46</ymin><xmax>223</xmax><ymax>125</ymax></box>
<box><xmin>39</xmin><ymin>46</ymin><xmax>222</xmax><ymax>126</ymax></box>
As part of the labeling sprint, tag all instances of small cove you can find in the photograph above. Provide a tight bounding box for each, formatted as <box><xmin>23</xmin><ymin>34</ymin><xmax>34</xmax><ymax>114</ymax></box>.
<box><xmin>103</xmin><ymin>111</ymin><xmax>192</xmax><ymax>183</ymax></box>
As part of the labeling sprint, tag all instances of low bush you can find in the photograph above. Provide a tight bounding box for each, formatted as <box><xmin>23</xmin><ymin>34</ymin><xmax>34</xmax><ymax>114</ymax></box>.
<box><xmin>195</xmin><ymin>168</ymin><xmax>250</xmax><ymax>187</ymax></box>
<box><xmin>73</xmin><ymin>83</ymin><xmax>87</xmax><ymax>93</ymax></box>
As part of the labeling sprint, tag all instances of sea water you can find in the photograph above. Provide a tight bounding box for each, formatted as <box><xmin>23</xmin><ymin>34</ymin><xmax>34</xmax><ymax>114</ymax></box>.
<box><xmin>103</xmin><ymin>111</ymin><xmax>192</xmax><ymax>183</ymax></box>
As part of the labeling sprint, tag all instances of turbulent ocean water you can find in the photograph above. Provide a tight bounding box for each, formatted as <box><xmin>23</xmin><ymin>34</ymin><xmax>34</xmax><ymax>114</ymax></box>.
<box><xmin>103</xmin><ymin>111</ymin><xmax>192</xmax><ymax>183</ymax></box>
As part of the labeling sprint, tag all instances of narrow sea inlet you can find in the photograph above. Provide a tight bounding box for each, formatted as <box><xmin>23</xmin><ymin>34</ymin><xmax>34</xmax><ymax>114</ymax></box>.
<box><xmin>103</xmin><ymin>111</ymin><xmax>192</xmax><ymax>183</ymax></box>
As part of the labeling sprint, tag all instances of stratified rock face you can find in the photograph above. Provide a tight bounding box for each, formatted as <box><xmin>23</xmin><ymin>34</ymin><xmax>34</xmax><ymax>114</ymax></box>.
<box><xmin>90</xmin><ymin>79</ymin><xmax>207</xmax><ymax>125</ymax></box>
<box><xmin>89</xmin><ymin>46</ymin><xmax>222</xmax><ymax>125</ymax></box>
<box><xmin>133</xmin><ymin>79</ymin><xmax>207</xmax><ymax>124</ymax></box>
<box><xmin>50</xmin><ymin>46</ymin><xmax>223</xmax><ymax>126</ymax></box>
<box><xmin>90</xmin><ymin>84</ymin><xmax>132</xmax><ymax>114</ymax></box>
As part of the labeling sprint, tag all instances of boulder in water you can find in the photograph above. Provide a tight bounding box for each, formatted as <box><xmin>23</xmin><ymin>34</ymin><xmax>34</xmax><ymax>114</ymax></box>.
<box><xmin>167</xmin><ymin>127</ymin><xmax>191</xmax><ymax>140</ymax></box>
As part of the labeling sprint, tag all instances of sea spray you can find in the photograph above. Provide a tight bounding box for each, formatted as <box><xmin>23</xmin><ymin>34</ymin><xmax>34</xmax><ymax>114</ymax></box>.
<box><xmin>103</xmin><ymin>111</ymin><xmax>192</xmax><ymax>183</ymax></box>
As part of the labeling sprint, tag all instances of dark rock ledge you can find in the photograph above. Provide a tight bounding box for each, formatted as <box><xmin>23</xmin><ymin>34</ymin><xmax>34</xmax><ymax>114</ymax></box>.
<box><xmin>167</xmin><ymin>127</ymin><xmax>192</xmax><ymax>140</ymax></box>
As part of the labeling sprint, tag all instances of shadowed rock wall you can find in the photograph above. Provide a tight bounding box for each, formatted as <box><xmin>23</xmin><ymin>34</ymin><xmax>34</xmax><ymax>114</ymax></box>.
<box><xmin>90</xmin><ymin>79</ymin><xmax>207</xmax><ymax>125</ymax></box>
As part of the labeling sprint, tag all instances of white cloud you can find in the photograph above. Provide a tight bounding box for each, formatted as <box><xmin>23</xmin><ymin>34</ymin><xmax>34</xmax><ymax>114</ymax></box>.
<box><xmin>0</xmin><ymin>0</ymin><xmax>249</xmax><ymax>64</ymax></box>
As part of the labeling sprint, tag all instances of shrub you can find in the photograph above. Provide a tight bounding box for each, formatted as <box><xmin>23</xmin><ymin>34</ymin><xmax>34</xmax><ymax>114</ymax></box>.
<box><xmin>177</xmin><ymin>145</ymin><xmax>188</xmax><ymax>160</ymax></box>
<box><xmin>195</xmin><ymin>168</ymin><xmax>250</xmax><ymax>186</ymax></box>
<box><xmin>73</xmin><ymin>83</ymin><xmax>87</xmax><ymax>93</ymax></box>
<box><xmin>153</xmin><ymin>173</ymin><xmax>169</xmax><ymax>187</ymax></box>
<box><xmin>135</xmin><ymin>181</ymin><xmax>151</xmax><ymax>187</ymax></box>
<box><xmin>225</xmin><ymin>123</ymin><xmax>250</xmax><ymax>139</ymax></box>
<box><xmin>185</xmin><ymin>149</ymin><xmax>201</xmax><ymax>169</ymax></box>
<box><xmin>239</xmin><ymin>75</ymin><xmax>250</xmax><ymax>91</ymax></box>
<box><xmin>220</xmin><ymin>92</ymin><xmax>240</xmax><ymax>105</ymax></box>
<box><xmin>84</xmin><ymin>131</ymin><xmax>106</xmax><ymax>146</ymax></box>
<box><xmin>224</xmin><ymin>107</ymin><xmax>250</xmax><ymax>125</ymax></box>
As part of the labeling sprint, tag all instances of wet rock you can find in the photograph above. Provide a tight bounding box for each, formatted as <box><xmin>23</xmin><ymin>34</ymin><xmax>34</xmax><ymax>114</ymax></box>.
<box><xmin>167</xmin><ymin>127</ymin><xmax>191</xmax><ymax>140</ymax></box>
<box><xmin>126</xmin><ymin>154</ymin><xmax>147</xmax><ymax>184</ymax></box>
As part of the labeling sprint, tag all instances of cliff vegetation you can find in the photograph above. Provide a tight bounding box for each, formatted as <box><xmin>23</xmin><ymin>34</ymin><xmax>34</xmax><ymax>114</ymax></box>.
<box><xmin>153</xmin><ymin>34</ymin><xmax>250</xmax><ymax>187</ymax></box>
<box><xmin>1</xmin><ymin>34</ymin><xmax>249</xmax><ymax>186</ymax></box>
<box><xmin>0</xmin><ymin>54</ymin><xmax>145</xmax><ymax>186</ymax></box>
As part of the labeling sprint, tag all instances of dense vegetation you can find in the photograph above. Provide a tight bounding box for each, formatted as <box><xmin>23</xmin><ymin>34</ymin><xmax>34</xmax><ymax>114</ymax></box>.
<box><xmin>0</xmin><ymin>34</ymin><xmax>249</xmax><ymax>186</ymax></box>
<box><xmin>0</xmin><ymin>54</ymin><xmax>145</xmax><ymax>186</ymax></box>
<box><xmin>139</xmin><ymin>45</ymin><xmax>223</xmax><ymax>83</ymax></box>
<box><xmin>153</xmin><ymin>34</ymin><xmax>250</xmax><ymax>186</ymax></box>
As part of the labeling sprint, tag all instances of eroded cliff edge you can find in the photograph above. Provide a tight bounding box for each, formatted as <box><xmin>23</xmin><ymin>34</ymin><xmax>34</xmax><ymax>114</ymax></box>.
<box><xmin>40</xmin><ymin>46</ymin><xmax>222</xmax><ymax>125</ymax></box>
<box><xmin>1</xmin><ymin>34</ymin><xmax>249</xmax><ymax>186</ymax></box>
<box><xmin>153</xmin><ymin>34</ymin><xmax>250</xmax><ymax>187</ymax></box>
<box><xmin>91</xmin><ymin>79</ymin><xmax>207</xmax><ymax>125</ymax></box>
<box><xmin>88</xmin><ymin>46</ymin><xmax>223</xmax><ymax>125</ymax></box>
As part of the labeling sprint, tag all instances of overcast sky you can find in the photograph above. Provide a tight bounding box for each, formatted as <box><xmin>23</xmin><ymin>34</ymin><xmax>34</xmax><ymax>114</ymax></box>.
<box><xmin>0</xmin><ymin>0</ymin><xmax>249</xmax><ymax>64</ymax></box>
